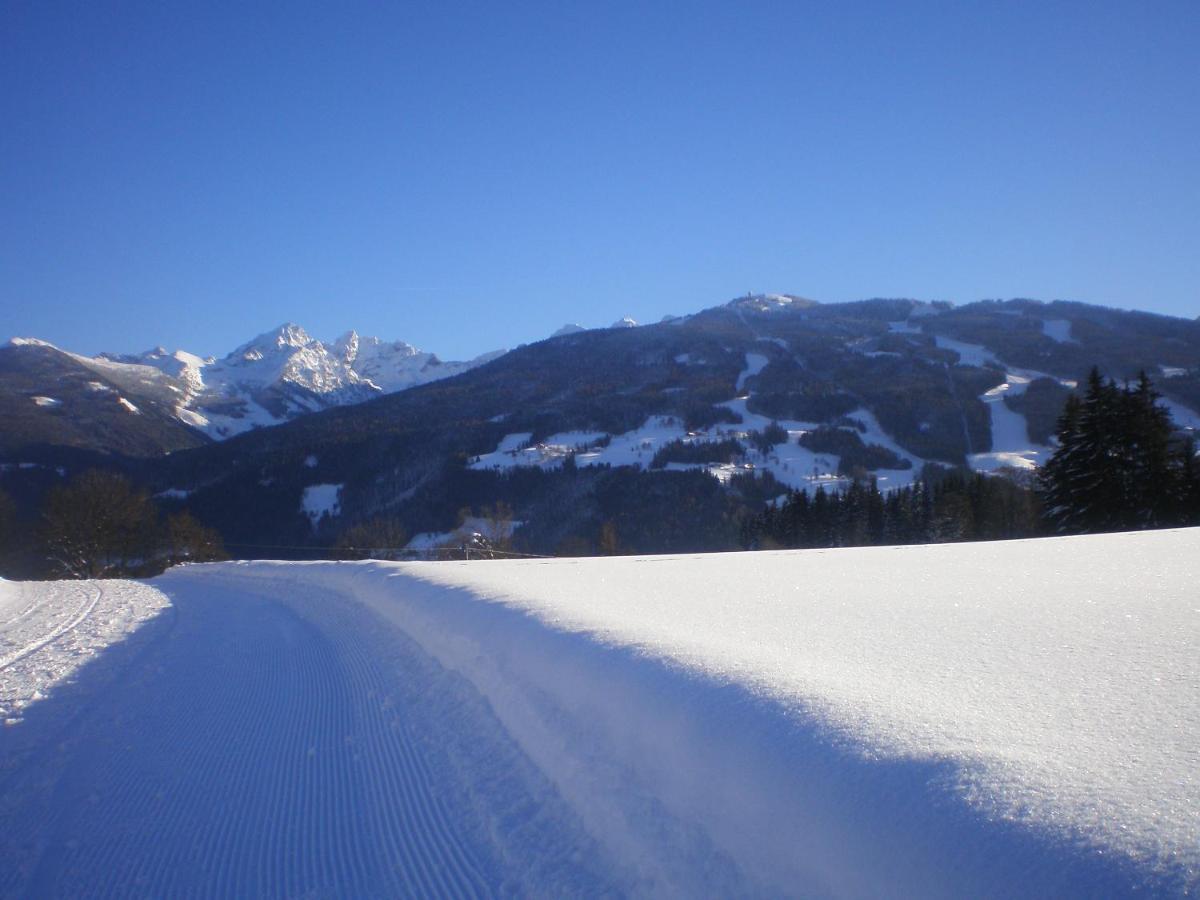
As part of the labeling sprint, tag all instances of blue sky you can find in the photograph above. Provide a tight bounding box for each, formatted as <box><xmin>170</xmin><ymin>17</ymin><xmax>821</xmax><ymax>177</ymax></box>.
<box><xmin>2</xmin><ymin>1</ymin><xmax>1197</xmax><ymax>359</ymax></box>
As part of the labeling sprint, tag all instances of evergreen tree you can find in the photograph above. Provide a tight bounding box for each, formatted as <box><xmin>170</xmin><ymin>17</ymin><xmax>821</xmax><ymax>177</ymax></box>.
<box><xmin>0</xmin><ymin>487</ymin><xmax>15</xmax><ymax>574</ymax></box>
<box><xmin>1039</xmin><ymin>368</ymin><xmax>1192</xmax><ymax>534</ymax></box>
<box><xmin>1125</xmin><ymin>372</ymin><xmax>1175</xmax><ymax>527</ymax></box>
<box><xmin>1176</xmin><ymin>437</ymin><xmax>1200</xmax><ymax>524</ymax></box>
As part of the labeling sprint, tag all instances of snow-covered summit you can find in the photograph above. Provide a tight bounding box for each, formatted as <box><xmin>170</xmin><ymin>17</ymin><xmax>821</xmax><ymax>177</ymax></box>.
<box><xmin>229</xmin><ymin>323</ymin><xmax>314</xmax><ymax>362</ymax></box>
<box><xmin>9</xmin><ymin>325</ymin><xmax>505</xmax><ymax>441</ymax></box>
<box><xmin>728</xmin><ymin>293</ymin><xmax>818</xmax><ymax>313</ymax></box>
<box><xmin>610</xmin><ymin>316</ymin><xmax>638</xmax><ymax>329</ymax></box>
<box><xmin>331</xmin><ymin>330</ymin><xmax>492</xmax><ymax>393</ymax></box>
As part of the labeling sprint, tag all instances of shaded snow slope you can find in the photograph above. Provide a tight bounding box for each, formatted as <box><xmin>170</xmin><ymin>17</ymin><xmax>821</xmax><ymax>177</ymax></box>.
<box><xmin>2</xmin><ymin>530</ymin><xmax>1197</xmax><ymax>896</ymax></box>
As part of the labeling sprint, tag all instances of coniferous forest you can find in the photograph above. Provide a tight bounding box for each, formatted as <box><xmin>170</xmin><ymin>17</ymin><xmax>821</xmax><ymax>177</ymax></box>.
<box><xmin>741</xmin><ymin>367</ymin><xmax>1200</xmax><ymax>552</ymax></box>
<box><xmin>1038</xmin><ymin>368</ymin><xmax>1200</xmax><ymax>533</ymax></box>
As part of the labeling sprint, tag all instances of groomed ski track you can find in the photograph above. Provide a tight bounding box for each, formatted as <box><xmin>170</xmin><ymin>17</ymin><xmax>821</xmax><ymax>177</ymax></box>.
<box><xmin>0</xmin><ymin>571</ymin><xmax>614</xmax><ymax>898</ymax></box>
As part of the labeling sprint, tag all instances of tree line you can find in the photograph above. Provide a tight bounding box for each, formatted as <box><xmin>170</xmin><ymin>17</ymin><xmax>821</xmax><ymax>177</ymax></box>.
<box><xmin>3</xmin><ymin>366</ymin><xmax>1196</xmax><ymax>574</ymax></box>
<box><xmin>740</xmin><ymin>469</ymin><xmax>1040</xmax><ymax>550</ymax></box>
<box><xmin>0</xmin><ymin>470</ymin><xmax>226</xmax><ymax>579</ymax></box>
<box><xmin>744</xmin><ymin>367</ymin><xmax>1200</xmax><ymax>551</ymax></box>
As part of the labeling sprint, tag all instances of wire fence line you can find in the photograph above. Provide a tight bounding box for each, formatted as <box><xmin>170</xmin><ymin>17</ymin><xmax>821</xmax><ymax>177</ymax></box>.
<box><xmin>220</xmin><ymin>542</ymin><xmax>557</xmax><ymax>561</ymax></box>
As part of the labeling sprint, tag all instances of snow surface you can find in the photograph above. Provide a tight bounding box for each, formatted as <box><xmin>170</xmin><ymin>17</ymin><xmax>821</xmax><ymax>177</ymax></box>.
<box><xmin>1162</xmin><ymin>396</ymin><xmax>1200</xmax><ymax>432</ymax></box>
<box><xmin>729</xmin><ymin>294</ymin><xmax>812</xmax><ymax>313</ymax></box>
<box><xmin>300</xmin><ymin>483</ymin><xmax>342</xmax><ymax>527</ymax></box>
<box><xmin>0</xmin><ymin>578</ymin><xmax>169</xmax><ymax>726</ymax></box>
<box><xmin>30</xmin><ymin>396</ymin><xmax>60</xmax><ymax>407</ymax></box>
<box><xmin>970</xmin><ymin>372</ymin><xmax>1054</xmax><ymax>471</ymax></box>
<box><xmin>1</xmin><ymin>529</ymin><xmax>1197</xmax><ymax>895</ymax></box>
<box><xmin>935</xmin><ymin>334</ymin><xmax>1001</xmax><ymax>368</ymax></box>
<box><xmin>1042</xmin><ymin>318</ymin><xmax>1077</xmax><ymax>343</ymax></box>
<box><xmin>735</xmin><ymin>352</ymin><xmax>769</xmax><ymax>392</ymax></box>
<box><xmin>351</xmin><ymin>529</ymin><xmax>1200</xmax><ymax>896</ymax></box>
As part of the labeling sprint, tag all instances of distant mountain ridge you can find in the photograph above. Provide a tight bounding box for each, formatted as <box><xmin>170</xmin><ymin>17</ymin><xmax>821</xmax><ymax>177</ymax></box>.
<box><xmin>3</xmin><ymin>325</ymin><xmax>504</xmax><ymax>452</ymax></box>
<box><xmin>4</xmin><ymin>293</ymin><xmax>1200</xmax><ymax>562</ymax></box>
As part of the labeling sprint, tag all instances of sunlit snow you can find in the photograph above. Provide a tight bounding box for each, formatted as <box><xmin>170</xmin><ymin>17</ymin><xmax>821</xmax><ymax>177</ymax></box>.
<box><xmin>3</xmin><ymin>530</ymin><xmax>1195</xmax><ymax>895</ymax></box>
<box><xmin>300</xmin><ymin>483</ymin><xmax>342</xmax><ymax>527</ymax></box>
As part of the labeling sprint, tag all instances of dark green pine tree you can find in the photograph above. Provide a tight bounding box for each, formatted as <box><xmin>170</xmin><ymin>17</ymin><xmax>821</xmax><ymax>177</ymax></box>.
<box><xmin>1076</xmin><ymin>368</ymin><xmax>1127</xmax><ymax>531</ymax></box>
<box><xmin>1123</xmin><ymin>371</ymin><xmax>1175</xmax><ymax>528</ymax></box>
<box><xmin>1176</xmin><ymin>437</ymin><xmax>1200</xmax><ymax>524</ymax></box>
<box><xmin>1038</xmin><ymin>393</ymin><xmax>1087</xmax><ymax>534</ymax></box>
<box><xmin>1040</xmin><ymin>367</ymin><xmax>1188</xmax><ymax>534</ymax></box>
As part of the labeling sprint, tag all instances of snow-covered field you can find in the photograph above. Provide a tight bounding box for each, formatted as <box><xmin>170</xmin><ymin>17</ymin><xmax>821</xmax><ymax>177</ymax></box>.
<box><xmin>1</xmin><ymin>530</ymin><xmax>1197</xmax><ymax>896</ymax></box>
<box><xmin>0</xmin><ymin>578</ymin><xmax>169</xmax><ymax>726</ymax></box>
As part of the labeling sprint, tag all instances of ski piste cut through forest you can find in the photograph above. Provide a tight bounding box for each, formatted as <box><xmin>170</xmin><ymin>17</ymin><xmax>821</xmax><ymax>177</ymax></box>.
<box><xmin>744</xmin><ymin>368</ymin><xmax>1200</xmax><ymax>551</ymax></box>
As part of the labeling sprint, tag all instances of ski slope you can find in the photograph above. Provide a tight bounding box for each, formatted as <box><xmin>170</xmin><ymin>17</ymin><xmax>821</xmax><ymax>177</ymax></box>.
<box><xmin>1</xmin><ymin>529</ymin><xmax>1198</xmax><ymax>896</ymax></box>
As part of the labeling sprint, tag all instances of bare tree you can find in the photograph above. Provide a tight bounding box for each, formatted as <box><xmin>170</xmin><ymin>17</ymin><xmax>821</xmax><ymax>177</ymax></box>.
<box><xmin>333</xmin><ymin>518</ymin><xmax>409</xmax><ymax>560</ymax></box>
<box><xmin>165</xmin><ymin>511</ymin><xmax>228</xmax><ymax>566</ymax></box>
<box><xmin>40</xmin><ymin>470</ymin><xmax>158</xmax><ymax>578</ymax></box>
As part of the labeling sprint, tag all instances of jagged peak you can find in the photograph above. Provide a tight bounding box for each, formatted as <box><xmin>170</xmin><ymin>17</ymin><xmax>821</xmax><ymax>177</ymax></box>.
<box><xmin>229</xmin><ymin>323</ymin><xmax>314</xmax><ymax>362</ymax></box>
<box><xmin>331</xmin><ymin>330</ymin><xmax>360</xmax><ymax>360</ymax></box>
<box><xmin>610</xmin><ymin>317</ymin><xmax>638</xmax><ymax>329</ymax></box>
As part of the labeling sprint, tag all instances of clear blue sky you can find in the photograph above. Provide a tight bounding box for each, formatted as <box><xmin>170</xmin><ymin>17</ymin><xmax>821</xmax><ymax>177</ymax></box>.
<box><xmin>2</xmin><ymin>1</ymin><xmax>1197</xmax><ymax>359</ymax></box>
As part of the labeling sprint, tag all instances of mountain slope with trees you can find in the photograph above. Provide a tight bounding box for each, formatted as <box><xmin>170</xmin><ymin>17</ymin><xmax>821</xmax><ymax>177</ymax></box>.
<box><xmin>3</xmin><ymin>295</ymin><xmax>1199</xmax><ymax>572</ymax></box>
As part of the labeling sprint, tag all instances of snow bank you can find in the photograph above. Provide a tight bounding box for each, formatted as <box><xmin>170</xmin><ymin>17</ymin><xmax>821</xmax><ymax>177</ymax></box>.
<box><xmin>212</xmin><ymin>528</ymin><xmax>1200</xmax><ymax>896</ymax></box>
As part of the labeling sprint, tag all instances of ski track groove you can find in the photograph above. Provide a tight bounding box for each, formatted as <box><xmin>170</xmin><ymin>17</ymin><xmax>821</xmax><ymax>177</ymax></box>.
<box><xmin>0</xmin><ymin>583</ymin><xmax>103</xmax><ymax>673</ymax></box>
<box><xmin>0</xmin><ymin>590</ymin><xmax>51</xmax><ymax>630</ymax></box>
<box><xmin>313</xmin><ymin>588</ymin><xmax>491</xmax><ymax>898</ymax></box>
<box><xmin>2</xmin><ymin>575</ymin><xmax>502</xmax><ymax>898</ymax></box>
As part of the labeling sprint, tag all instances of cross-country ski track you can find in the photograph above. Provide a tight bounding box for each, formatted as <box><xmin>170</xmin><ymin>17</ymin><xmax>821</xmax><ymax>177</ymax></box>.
<box><xmin>1</xmin><ymin>528</ymin><xmax>1198</xmax><ymax>897</ymax></box>
<box><xmin>0</xmin><ymin>573</ymin><xmax>611</xmax><ymax>898</ymax></box>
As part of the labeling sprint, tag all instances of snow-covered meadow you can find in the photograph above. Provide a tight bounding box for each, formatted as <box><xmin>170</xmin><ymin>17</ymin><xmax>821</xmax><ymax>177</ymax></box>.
<box><xmin>1</xmin><ymin>529</ymin><xmax>1197</xmax><ymax>896</ymax></box>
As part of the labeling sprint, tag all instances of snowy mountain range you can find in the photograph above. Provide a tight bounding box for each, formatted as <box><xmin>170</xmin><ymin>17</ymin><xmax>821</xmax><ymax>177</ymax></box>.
<box><xmin>6</xmin><ymin>325</ymin><xmax>504</xmax><ymax>443</ymax></box>
<box><xmin>4</xmin><ymin>294</ymin><xmax>1200</xmax><ymax>559</ymax></box>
